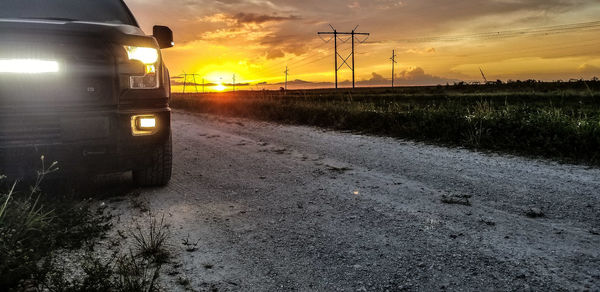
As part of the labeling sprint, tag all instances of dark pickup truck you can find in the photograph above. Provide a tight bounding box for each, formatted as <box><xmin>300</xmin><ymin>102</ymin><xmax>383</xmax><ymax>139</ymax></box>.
<box><xmin>0</xmin><ymin>0</ymin><xmax>173</xmax><ymax>186</ymax></box>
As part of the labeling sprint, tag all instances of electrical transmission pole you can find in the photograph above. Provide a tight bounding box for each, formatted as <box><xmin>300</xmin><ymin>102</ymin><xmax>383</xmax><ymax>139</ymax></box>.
<box><xmin>318</xmin><ymin>25</ymin><xmax>369</xmax><ymax>89</ymax></box>
<box><xmin>233</xmin><ymin>74</ymin><xmax>236</xmax><ymax>92</ymax></box>
<box><xmin>390</xmin><ymin>50</ymin><xmax>397</xmax><ymax>88</ymax></box>
<box><xmin>181</xmin><ymin>73</ymin><xmax>203</xmax><ymax>94</ymax></box>
<box><xmin>284</xmin><ymin>66</ymin><xmax>289</xmax><ymax>91</ymax></box>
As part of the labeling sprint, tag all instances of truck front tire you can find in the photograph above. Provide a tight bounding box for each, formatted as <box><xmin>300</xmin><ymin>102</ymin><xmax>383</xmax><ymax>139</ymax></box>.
<box><xmin>133</xmin><ymin>134</ymin><xmax>172</xmax><ymax>187</ymax></box>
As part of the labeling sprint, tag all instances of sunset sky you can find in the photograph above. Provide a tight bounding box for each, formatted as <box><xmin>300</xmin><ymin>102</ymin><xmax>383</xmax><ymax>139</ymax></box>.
<box><xmin>124</xmin><ymin>0</ymin><xmax>600</xmax><ymax>90</ymax></box>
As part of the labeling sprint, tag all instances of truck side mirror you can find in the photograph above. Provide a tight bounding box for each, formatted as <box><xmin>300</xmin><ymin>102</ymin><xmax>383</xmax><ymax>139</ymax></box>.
<box><xmin>153</xmin><ymin>26</ymin><xmax>174</xmax><ymax>49</ymax></box>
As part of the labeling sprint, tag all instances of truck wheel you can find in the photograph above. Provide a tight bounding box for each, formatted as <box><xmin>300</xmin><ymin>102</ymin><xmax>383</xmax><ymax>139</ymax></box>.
<box><xmin>133</xmin><ymin>134</ymin><xmax>172</xmax><ymax>187</ymax></box>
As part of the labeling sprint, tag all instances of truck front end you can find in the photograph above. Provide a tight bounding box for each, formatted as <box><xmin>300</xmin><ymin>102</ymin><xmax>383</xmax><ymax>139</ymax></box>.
<box><xmin>0</xmin><ymin>0</ymin><xmax>174</xmax><ymax>186</ymax></box>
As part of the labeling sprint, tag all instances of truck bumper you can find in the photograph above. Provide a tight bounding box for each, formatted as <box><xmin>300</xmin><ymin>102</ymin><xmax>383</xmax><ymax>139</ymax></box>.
<box><xmin>0</xmin><ymin>108</ymin><xmax>171</xmax><ymax>177</ymax></box>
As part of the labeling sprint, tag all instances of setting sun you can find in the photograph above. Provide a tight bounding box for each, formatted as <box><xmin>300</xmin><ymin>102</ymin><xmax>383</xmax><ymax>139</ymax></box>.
<box><xmin>214</xmin><ymin>83</ymin><xmax>226</xmax><ymax>92</ymax></box>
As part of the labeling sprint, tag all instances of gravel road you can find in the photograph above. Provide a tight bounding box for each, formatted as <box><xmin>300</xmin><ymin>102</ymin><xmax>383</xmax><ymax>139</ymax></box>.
<box><xmin>107</xmin><ymin>110</ymin><xmax>600</xmax><ymax>291</ymax></box>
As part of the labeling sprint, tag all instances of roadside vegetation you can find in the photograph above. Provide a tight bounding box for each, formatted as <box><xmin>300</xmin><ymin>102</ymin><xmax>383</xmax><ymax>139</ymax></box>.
<box><xmin>0</xmin><ymin>157</ymin><xmax>172</xmax><ymax>291</ymax></box>
<box><xmin>42</xmin><ymin>214</ymin><xmax>171</xmax><ymax>292</ymax></box>
<box><xmin>172</xmin><ymin>80</ymin><xmax>600</xmax><ymax>165</ymax></box>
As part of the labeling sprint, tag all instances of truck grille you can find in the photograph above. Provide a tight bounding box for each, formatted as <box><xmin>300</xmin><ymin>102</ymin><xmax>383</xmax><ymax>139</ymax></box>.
<box><xmin>0</xmin><ymin>33</ymin><xmax>116</xmax><ymax>107</ymax></box>
<box><xmin>0</xmin><ymin>115</ymin><xmax>61</xmax><ymax>146</ymax></box>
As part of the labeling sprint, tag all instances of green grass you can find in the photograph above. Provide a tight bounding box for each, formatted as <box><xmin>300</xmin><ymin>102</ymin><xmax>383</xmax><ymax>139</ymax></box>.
<box><xmin>38</xmin><ymin>212</ymin><xmax>170</xmax><ymax>291</ymax></box>
<box><xmin>130</xmin><ymin>214</ymin><xmax>171</xmax><ymax>265</ymax></box>
<box><xmin>1</xmin><ymin>158</ymin><xmax>174</xmax><ymax>291</ymax></box>
<box><xmin>172</xmin><ymin>81</ymin><xmax>600</xmax><ymax>165</ymax></box>
<box><xmin>0</xmin><ymin>158</ymin><xmax>114</xmax><ymax>289</ymax></box>
<box><xmin>42</xmin><ymin>249</ymin><xmax>166</xmax><ymax>292</ymax></box>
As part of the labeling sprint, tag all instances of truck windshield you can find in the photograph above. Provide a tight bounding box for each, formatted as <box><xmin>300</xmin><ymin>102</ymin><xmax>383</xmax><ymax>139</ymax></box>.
<box><xmin>0</xmin><ymin>0</ymin><xmax>136</xmax><ymax>25</ymax></box>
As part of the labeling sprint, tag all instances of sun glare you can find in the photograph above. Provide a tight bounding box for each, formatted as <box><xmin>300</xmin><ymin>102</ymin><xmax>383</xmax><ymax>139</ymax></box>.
<box><xmin>215</xmin><ymin>83</ymin><xmax>226</xmax><ymax>91</ymax></box>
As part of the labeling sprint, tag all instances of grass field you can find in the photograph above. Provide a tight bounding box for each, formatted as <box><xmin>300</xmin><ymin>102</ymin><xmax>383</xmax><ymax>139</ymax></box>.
<box><xmin>0</xmin><ymin>161</ymin><xmax>170</xmax><ymax>290</ymax></box>
<box><xmin>172</xmin><ymin>80</ymin><xmax>600</xmax><ymax>165</ymax></box>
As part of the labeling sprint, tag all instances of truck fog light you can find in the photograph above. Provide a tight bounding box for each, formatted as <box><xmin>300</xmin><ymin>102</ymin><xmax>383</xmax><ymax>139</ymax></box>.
<box><xmin>131</xmin><ymin>115</ymin><xmax>158</xmax><ymax>136</ymax></box>
<box><xmin>139</xmin><ymin>117</ymin><xmax>156</xmax><ymax>128</ymax></box>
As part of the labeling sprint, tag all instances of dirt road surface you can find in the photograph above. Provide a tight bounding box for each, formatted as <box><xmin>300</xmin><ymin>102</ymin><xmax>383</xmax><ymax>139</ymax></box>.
<box><xmin>105</xmin><ymin>110</ymin><xmax>600</xmax><ymax>291</ymax></box>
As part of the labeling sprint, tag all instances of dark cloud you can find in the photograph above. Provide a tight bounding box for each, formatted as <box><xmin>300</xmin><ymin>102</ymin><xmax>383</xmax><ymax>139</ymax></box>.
<box><xmin>170</xmin><ymin>79</ymin><xmax>250</xmax><ymax>87</ymax></box>
<box><xmin>232</xmin><ymin>13</ymin><xmax>299</xmax><ymax>24</ymax></box>
<box><xmin>273</xmin><ymin>79</ymin><xmax>333</xmax><ymax>87</ymax></box>
<box><xmin>266</xmin><ymin>48</ymin><xmax>285</xmax><ymax>59</ymax></box>
<box><xmin>223</xmin><ymin>82</ymin><xmax>250</xmax><ymax>86</ymax></box>
<box><xmin>190</xmin><ymin>11</ymin><xmax>306</xmax><ymax>58</ymax></box>
<box><xmin>367</xmin><ymin>72</ymin><xmax>387</xmax><ymax>83</ymax></box>
<box><xmin>260</xmin><ymin>33</ymin><xmax>311</xmax><ymax>59</ymax></box>
<box><xmin>394</xmin><ymin>67</ymin><xmax>456</xmax><ymax>85</ymax></box>
<box><xmin>170</xmin><ymin>80</ymin><xmax>217</xmax><ymax>86</ymax></box>
<box><xmin>352</xmin><ymin>68</ymin><xmax>456</xmax><ymax>86</ymax></box>
<box><xmin>269</xmin><ymin>68</ymin><xmax>456</xmax><ymax>87</ymax></box>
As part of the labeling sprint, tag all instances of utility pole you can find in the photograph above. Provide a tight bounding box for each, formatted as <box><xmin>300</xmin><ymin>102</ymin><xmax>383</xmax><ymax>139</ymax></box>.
<box><xmin>318</xmin><ymin>25</ymin><xmax>369</xmax><ymax>89</ymax></box>
<box><xmin>334</xmin><ymin>27</ymin><xmax>338</xmax><ymax>89</ymax></box>
<box><xmin>192</xmin><ymin>74</ymin><xmax>198</xmax><ymax>93</ymax></box>
<box><xmin>202</xmin><ymin>78</ymin><xmax>205</xmax><ymax>93</ymax></box>
<box><xmin>390</xmin><ymin>50</ymin><xmax>397</xmax><ymax>88</ymax></box>
<box><xmin>351</xmin><ymin>25</ymin><xmax>356</xmax><ymax>88</ymax></box>
<box><xmin>284</xmin><ymin>66</ymin><xmax>289</xmax><ymax>91</ymax></box>
<box><xmin>233</xmin><ymin>74</ymin><xmax>236</xmax><ymax>92</ymax></box>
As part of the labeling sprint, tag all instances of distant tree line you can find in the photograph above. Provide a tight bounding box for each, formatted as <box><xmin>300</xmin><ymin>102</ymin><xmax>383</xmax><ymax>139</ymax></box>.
<box><xmin>443</xmin><ymin>77</ymin><xmax>599</xmax><ymax>92</ymax></box>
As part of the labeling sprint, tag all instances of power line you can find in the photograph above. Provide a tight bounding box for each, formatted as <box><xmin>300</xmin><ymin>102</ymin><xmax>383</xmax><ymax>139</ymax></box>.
<box><xmin>259</xmin><ymin>51</ymin><xmax>327</xmax><ymax>77</ymax></box>
<box><xmin>394</xmin><ymin>20</ymin><xmax>600</xmax><ymax>43</ymax></box>
<box><xmin>254</xmin><ymin>35</ymin><xmax>355</xmax><ymax>80</ymax></box>
<box><xmin>422</xmin><ymin>38</ymin><xmax>598</xmax><ymax>61</ymax></box>
<box><xmin>318</xmin><ymin>24</ymin><xmax>370</xmax><ymax>89</ymax></box>
<box><xmin>260</xmin><ymin>22</ymin><xmax>596</xmax><ymax>86</ymax></box>
<box><xmin>255</xmin><ymin>52</ymin><xmax>334</xmax><ymax>84</ymax></box>
<box><xmin>286</xmin><ymin>48</ymin><xmax>330</xmax><ymax>68</ymax></box>
<box><xmin>176</xmin><ymin>73</ymin><xmax>213</xmax><ymax>94</ymax></box>
<box><xmin>294</xmin><ymin>54</ymin><xmax>331</xmax><ymax>71</ymax></box>
<box><xmin>256</xmin><ymin>38</ymin><xmax>330</xmax><ymax>75</ymax></box>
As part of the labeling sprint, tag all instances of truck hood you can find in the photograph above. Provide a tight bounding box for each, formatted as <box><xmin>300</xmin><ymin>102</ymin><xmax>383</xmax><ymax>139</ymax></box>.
<box><xmin>0</xmin><ymin>18</ymin><xmax>156</xmax><ymax>48</ymax></box>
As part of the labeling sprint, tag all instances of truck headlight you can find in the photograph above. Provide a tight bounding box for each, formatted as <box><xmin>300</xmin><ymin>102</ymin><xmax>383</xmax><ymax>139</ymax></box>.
<box><xmin>124</xmin><ymin>46</ymin><xmax>159</xmax><ymax>89</ymax></box>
